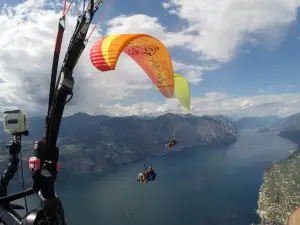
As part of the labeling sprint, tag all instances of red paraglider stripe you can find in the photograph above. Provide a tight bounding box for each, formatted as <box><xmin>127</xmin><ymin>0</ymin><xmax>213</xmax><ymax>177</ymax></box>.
<box><xmin>90</xmin><ymin>38</ymin><xmax>111</xmax><ymax>71</ymax></box>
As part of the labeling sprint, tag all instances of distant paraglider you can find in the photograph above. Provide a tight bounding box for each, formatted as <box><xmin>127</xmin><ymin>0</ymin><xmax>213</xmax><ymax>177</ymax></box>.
<box><xmin>165</xmin><ymin>136</ymin><xmax>178</xmax><ymax>148</ymax></box>
<box><xmin>164</xmin><ymin>74</ymin><xmax>191</xmax><ymax>148</ymax></box>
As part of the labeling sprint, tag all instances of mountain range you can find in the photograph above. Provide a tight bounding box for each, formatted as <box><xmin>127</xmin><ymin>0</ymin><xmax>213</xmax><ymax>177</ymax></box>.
<box><xmin>228</xmin><ymin>113</ymin><xmax>300</xmax><ymax>141</ymax></box>
<box><xmin>2</xmin><ymin>110</ymin><xmax>300</xmax><ymax>187</ymax></box>
<box><xmin>233</xmin><ymin>115</ymin><xmax>282</xmax><ymax>131</ymax></box>
<box><xmin>0</xmin><ymin>112</ymin><xmax>239</xmax><ymax>182</ymax></box>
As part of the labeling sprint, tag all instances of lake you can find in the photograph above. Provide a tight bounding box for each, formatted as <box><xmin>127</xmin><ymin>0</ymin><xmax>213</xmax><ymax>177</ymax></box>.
<box><xmin>14</xmin><ymin>132</ymin><xmax>297</xmax><ymax>225</ymax></box>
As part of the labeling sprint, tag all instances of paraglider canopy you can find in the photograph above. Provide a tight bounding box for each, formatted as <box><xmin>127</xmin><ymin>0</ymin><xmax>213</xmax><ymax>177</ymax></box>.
<box><xmin>174</xmin><ymin>74</ymin><xmax>191</xmax><ymax>111</ymax></box>
<box><xmin>154</xmin><ymin>74</ymin><xmax>191</xmax><ymax>111</ymax></box>
<box><xmin>90</xmin><ymin>34</ymin><xmax>175</xmax><ymax>98</ymax></box>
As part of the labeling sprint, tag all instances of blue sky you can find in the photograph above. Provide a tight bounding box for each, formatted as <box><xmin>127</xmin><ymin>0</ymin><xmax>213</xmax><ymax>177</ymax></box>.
<box><xmin>135</xmin><ymin>1</ymin><xmax>299</xmax><ymax>97</ymax></box>
<box><xmin>1</xmin><ymin>0</ymin><xmax>300</xmax><ymax>117</ymax></box>
<box><xmin>202</xmin><ymin>33</ymin><xmax>300</xmax><ymax>97</ymax></box>
<box><xmin>93</xmin><ymin>0</ymin><xmax>300</xmax><ymax>98</ymax></box>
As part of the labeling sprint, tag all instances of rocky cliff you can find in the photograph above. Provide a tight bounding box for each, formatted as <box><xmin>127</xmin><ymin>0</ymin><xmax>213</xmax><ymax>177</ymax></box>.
<box><xmin>256</xmin><ymin>112</ymin><xmax>300</xmax><ymax>224</ymax></box>
<box><xmin>276</xmin><ymin>112</ymin><xmax>300</xmax><ymax>145</ymax></box>
<box><xmin>278</xmin><ymin>128</ymin><xmax>300</xmax><ymax>145</ymax></box>
<box><xmin>257</xmin><ymin>149</ymin><xmax>300</xmax><ymax>224</ymax></box>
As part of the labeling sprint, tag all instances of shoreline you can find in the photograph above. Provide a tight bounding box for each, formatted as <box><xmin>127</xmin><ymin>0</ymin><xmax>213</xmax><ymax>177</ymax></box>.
<box><xmin>57</xmin><ymin>139</ymin><xmax>238</xmax><ymax>184</ymax></box>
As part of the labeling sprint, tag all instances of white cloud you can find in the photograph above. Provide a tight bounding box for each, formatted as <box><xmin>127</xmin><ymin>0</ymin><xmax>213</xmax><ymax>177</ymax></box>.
<box><xmin>0</xmin><ymin>0</ymin><xmax>299</xmax><ymax>119</ymax></box>
<box><xmin>102</xmin><ymin>0</ymin><xmax>300</xmax><ymax>80</ymax></box>
<box><xmin>106</xmin><ymin>14</ymin><xmax>193</xmax><ymax>48</ymax></box>
<box><xmin>0</xmin><ymin>2</ymin><xmax>165</xmax><ymax>115</ymax></box>
<box><xmin>89</xmin><ymin>92</ymin><xmax>300</xmax><ymax>118</ymax></box>
<box><xmin>172</xmin><ymin>61</ymin><xmax>218</xmax><ymax>84</ymax></box>
<box><xmin>105</xmin><ymin>14</ymin><xmax>207</xmax><ymax>84</ymax></box>
<box><xmin>0</xmin><ymin>0</ymin><xmax>207</xmax><ymax>117</ymax></box>
<box><xmin>162</xmin><ymin>0</ymin><xmax>299</xmax><ymax>62</ymax></box>
<box><xmin>240</xmin><ymin>100</ymin><xmax>251</xmax><ymax>108</ymax></box>
<box><xmin>190</xmin><ymin>92</ymin><xmax>300</xmax><ymax>117</ymax></box>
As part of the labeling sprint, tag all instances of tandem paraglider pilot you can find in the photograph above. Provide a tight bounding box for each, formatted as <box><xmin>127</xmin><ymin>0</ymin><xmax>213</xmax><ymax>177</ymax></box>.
<box><xmin>137</xmin><ymin>164</ymin><xmax>157</xmax><ymax>183</ymax></box>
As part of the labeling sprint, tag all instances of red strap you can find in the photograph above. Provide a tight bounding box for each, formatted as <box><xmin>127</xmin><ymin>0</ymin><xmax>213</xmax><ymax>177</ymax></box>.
<box><xmin>62</xmin><ymin>0</ymin><xmax>73</xmax><ymax>17</ymax></box>
<box><xmin>64</xmin><ymin>0</ymin><xmax>73</xmax><ymax>17</ymax></box>
<box><xmin>86</xmin><ymin>0</ymin><xmax>115</xmax><ymax>41</ymax></box>
<box><xmin>62</xmin><ymin>0</ymin><xmax>67</xmax><ymax>17</ymax></box>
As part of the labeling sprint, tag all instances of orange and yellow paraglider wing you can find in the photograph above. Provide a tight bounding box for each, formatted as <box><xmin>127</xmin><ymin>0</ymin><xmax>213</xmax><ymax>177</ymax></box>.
<box><xmin>90</xmin><ymin>34</ymin><xmax>149</xmax><ymax>71</ymax></box>
<box><xmin>90</xmin><ymin>34</ymin><xmax>174</xmax><ymax>97</ymax></box>
<box><xmin>123</xmin><ymin>35</ymin><xmax>174</xmax><ymax>98</ymax></box>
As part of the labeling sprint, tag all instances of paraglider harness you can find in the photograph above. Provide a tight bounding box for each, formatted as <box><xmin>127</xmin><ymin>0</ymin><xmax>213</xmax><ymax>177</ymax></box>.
<box><xmin>167</xmin><ymin>138</ymin><xmax>177</xmax><ymax>148</ymax></box>
<box><xmin>0</xmin><ymin>1</ymin><xmax>102</xmax><ymax>224</ymax></box>
<box><xmin>139</xmin><ymin>164</ymin><xmax>157</xmax><ymax>183</ymax></box>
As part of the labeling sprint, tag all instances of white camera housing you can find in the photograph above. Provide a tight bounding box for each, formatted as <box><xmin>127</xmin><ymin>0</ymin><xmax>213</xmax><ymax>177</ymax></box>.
<box><xmin>3</xmin><ymin>109</ymin><xmax>28</xmax><ymax>134</ymax></box>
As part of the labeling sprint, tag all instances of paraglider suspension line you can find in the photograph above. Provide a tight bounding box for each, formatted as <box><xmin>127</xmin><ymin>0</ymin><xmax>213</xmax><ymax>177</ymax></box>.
<box><xmin>86</xmin><ymin>0</ymin><xmax>115</xmax><ymax>41</ymax></box>
<box><xmin>62</xmin><ymin>0</ymin><xmax>73</xmax><ymax>17</ymax></box>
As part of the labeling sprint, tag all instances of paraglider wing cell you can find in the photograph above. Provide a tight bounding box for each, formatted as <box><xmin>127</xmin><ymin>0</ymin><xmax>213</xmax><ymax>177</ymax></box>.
<box><xmin>90</xmin><ymin>34</ymin><xmax>175</xmax><ymax>98</ymax></box>
<box><xmin>174</xmin><ymin>74</ymin><xmax>191</xmax><ymax>111</ymax></box>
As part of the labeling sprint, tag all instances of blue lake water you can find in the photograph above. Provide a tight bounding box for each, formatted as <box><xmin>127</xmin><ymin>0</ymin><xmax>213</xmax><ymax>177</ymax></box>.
<box><xmin>14</xmin><ymin>132</ymin><xmax>297</xmax><ymax>225</ymax></box>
